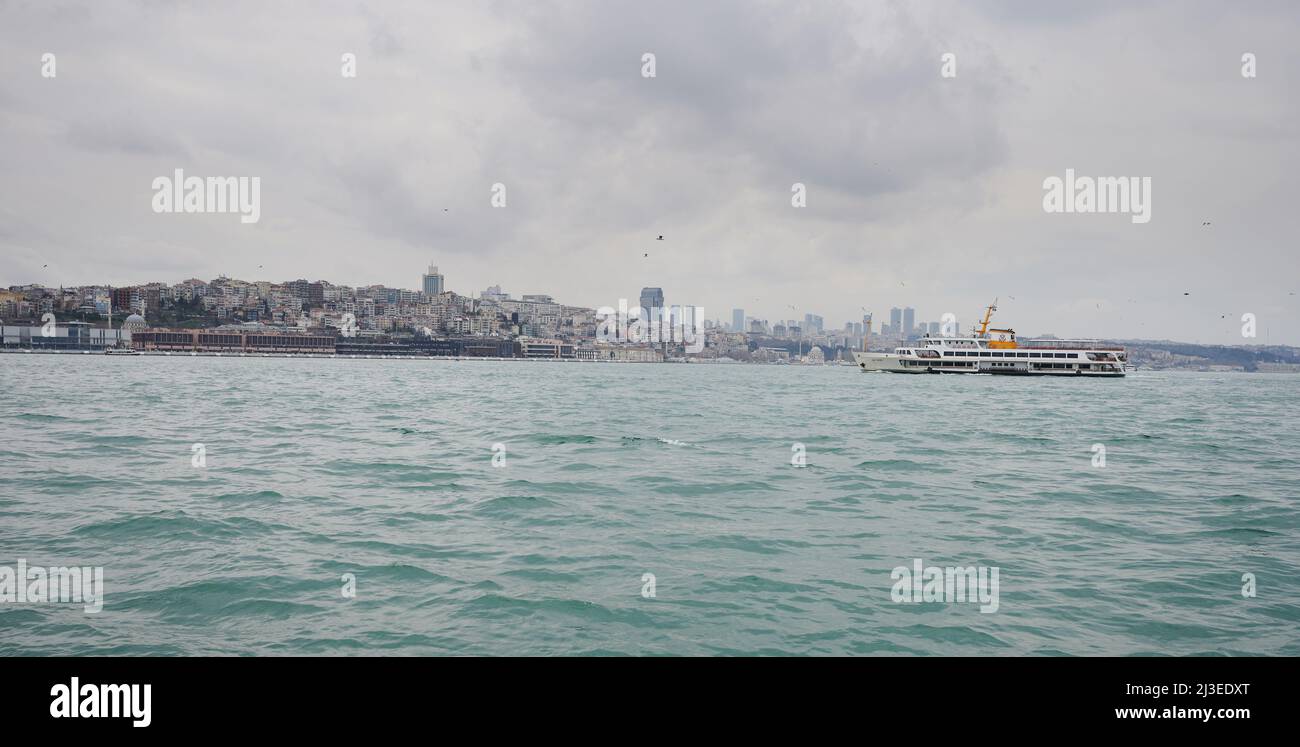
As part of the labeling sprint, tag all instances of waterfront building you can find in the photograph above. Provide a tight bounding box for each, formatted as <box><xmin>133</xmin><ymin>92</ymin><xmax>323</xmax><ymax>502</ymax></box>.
<box><xmin>519</xmin><ymin>337</ymin><xmax>576</xmax><ymax>359</ymax></box>
<box><xmin>0</xmin><ymin>321</ymin><xmax>129</xmax><ymax>350</ymax></box>
<box><xmin>123</xmin><ymin>314</ymin><xmax>148</xmax><ymax>335</ymax></box>
<box><xmin>131</xmin><ymin>329</ymin><xmax>335</xmax><ymax>354</ymax></box>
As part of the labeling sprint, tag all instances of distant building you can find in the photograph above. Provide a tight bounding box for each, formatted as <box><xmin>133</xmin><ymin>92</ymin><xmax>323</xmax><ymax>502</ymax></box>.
<box><xmin>131</xmin><ymin>329</ymin><xmax>335</xmax><ymax>353</ymax></box>
<box><xmin>578</xmin><ymin>344</ymin><xmax>663</xmax><ymax>362</ymax></box>
<box><xmin>1</xmin><ymin>321</ymin><xmax>128</xmax><ymax>350</ymax></box>
<box><xmin>480</xmin><ymin>285</ymin><xmax>509</xmax><ymax>302</ymax></box>
<box><xmin>732</xmin><ymin>308</ymin><xmax>745</xmax><ymax>333</ymax></box>
<box><xmin>889</xmin><ymin>307</ymin><xmax>902</xmax><ymax>334</ymax></box>
<box><xmin>903</xmin><ymin>307</ymin><xmax>916</xmax><ymax>337</ymax></box>
<box><xmin>286</xmin><ymin>279</ymin><xmax>325</xmax><ymax>309</ymax></box>
<box><xmin>123</xmin><ymin>314</ymin><xmax>148</xmax><ymax>335</ymax></box>
<box><xmin>640</xmin><ymin>287</ymin><xmax>664</xmax><ymax>322</ymax></box>
<box><xmin>421</xmin><ymin>264</ymin><xmax>444</xmax><ymax>297</ymax></box>
<box><xmin>518</xmin><ymin>337</ymin><xmax>575</xmax><ymax>359</ymax></box>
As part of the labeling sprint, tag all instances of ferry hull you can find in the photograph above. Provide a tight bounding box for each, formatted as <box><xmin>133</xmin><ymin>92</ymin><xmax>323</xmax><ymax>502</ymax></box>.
<box><xmin>852</xmin><ymin>350</ymin><xmax>1125</xmax><ymax>377</ymax></box>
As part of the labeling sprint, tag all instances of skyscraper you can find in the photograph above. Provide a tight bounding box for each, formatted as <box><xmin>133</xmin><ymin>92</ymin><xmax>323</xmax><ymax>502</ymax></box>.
<box><xmin>640</xmin><ymin>287</ymin><xmax>664</xmax><ymax>323</ymax></box>
<box><xmin>903</xmin><ymin>307</ymin><xmax>916</xmax><ymax>337</ymax></box>
<box><xmin>732</xmin><ymin>308</ymin><xmax>744</xmax><ymax>333</ymax></box>
<box><xmin>889</xmin><ymin>307</ymin><xmax>902</xmax><ymax>335</ymax></box>
<box><xmin>422</xmin><ymin>263</ymin><xmax>444</xmax><ymax>297</ymax></box>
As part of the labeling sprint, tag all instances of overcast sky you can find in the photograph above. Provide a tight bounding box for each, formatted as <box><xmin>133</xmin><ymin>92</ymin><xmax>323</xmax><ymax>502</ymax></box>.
<box><xmin>1</xmin><ymin>0</ymin><xmax>1297</xmax><ymax>344</ymax></box>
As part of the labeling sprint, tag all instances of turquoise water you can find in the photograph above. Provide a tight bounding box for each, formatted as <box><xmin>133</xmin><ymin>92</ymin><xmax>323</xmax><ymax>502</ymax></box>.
<box><xmin>1</xmin><ymin>355</ymin><xmax>1298</xmax><ymax>655</ymax></box>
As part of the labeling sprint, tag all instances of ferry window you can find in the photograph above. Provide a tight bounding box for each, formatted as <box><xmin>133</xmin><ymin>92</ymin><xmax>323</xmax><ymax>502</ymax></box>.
<box><xmin>1018</xmin><ymin>352</ymin><xmax>1029</xmax><ymax>358</ymax></box>
<box><xmin>1054</xmin><ymin>353</ymin><xmax>1066</xmax><ymax>358</ymax></box>
<box><xmin>1068</xmin><ymin>353</ymin><xmax>1078</xmax><ymax>358</ymax></box>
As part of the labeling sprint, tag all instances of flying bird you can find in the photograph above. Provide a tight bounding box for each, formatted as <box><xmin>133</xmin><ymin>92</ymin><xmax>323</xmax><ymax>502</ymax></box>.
<box><xmin>656</xmin><ymin>235</ymin><xmax>664</xmax><ymax>241</ymax></box>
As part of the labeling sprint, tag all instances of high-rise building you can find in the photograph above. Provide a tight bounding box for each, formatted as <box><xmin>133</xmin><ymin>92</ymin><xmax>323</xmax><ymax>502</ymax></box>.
<box><xmin>732</xmin><ymin>308</ymin><xmax>745</xmax><ymax>332</ymax></box>
<box><xmin>640</xmin><ymin>287</ymin><xmax>664</xmax><ymax>323</ymax></box>
<box><xmin>928</xmin><ymin>321</ymin><xmax>941</xmax><ymax>336</ymax></box>
<box><xmin>903</xmin><ymin>307</ymin><xmax>916</xmax><ymax>337</ymax></box>
<box><xmin>803</xmin><ymin>313</ymin><xmax>823</xmax><ymax>333</ymax></box>
<box><xmin>422</xmin><ymin>263</ymin><xmax>445</xmax><ymax>297</ymax></box>
<box><xmin>889</xmin><ymin>307</ymin><xmax>902</xmax><ymax>335</ymax></box>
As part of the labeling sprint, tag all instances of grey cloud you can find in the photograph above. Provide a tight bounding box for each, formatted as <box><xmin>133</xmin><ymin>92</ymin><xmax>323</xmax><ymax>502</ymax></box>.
<box><xmin>0</xmin><ymin>0</ymin><xmax>1296</xmax><ymax>343</ymax></box>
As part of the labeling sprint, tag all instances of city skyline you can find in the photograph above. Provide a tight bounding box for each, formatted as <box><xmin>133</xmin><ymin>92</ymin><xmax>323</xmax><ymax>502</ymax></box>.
<box><xmin>3</xmin><ymin>262</ymin><xmax>1284</xmax><ymax>347</ymax></box>
<box><xmin>2</xmin><ymin>2</ymin><xmax>1298</xmax><ymax>345</ymax></box>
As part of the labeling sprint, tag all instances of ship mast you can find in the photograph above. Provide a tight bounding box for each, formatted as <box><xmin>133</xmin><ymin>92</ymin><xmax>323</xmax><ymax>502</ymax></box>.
<box><xmin>974</xmin><ymin>298</ymin><xmax>998</xmax><ymax>338</ymax></box>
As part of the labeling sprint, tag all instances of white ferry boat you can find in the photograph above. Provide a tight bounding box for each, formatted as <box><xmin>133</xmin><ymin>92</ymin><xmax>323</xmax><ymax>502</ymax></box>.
<box><xmin>852</xmin><ymin>301</ymin><xmax>1126</xmax><ymax>377</ymax></box>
